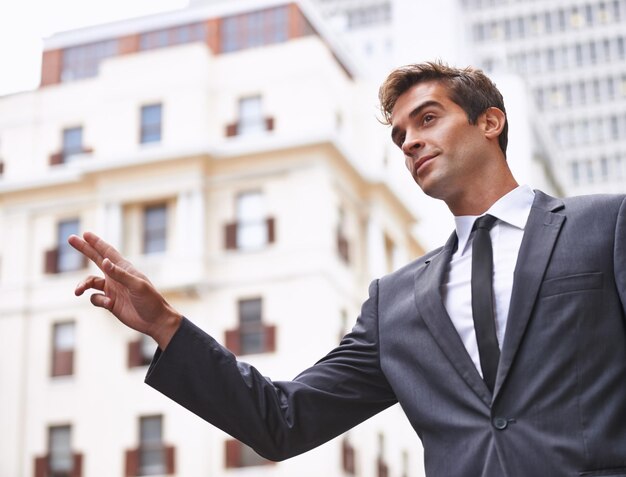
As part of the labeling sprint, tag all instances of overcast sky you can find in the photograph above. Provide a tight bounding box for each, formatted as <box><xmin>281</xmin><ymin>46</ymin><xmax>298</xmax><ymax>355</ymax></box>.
<box><xmin>0</xmin><ymin>0</ymin><xmax>188</xmax><ymax>96</ymax></box>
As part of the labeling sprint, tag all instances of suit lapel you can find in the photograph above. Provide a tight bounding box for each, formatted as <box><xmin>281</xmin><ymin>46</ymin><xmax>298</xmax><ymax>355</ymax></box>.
<box><xmin>493</xmin><ymin>191</ymin><xmax>565</xmax><ymax>397</ymax></box>
<box><xmin>414</xmin><ymin>232</ymin><xmax>493</xmax><ymax>407</ymax></box>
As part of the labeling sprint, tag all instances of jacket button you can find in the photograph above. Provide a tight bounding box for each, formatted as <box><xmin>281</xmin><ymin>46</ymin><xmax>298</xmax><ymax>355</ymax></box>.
<box><xmin>493</xmin><ymin>417</ymin><xmax>508</xmax><ymax>430</ymax></box>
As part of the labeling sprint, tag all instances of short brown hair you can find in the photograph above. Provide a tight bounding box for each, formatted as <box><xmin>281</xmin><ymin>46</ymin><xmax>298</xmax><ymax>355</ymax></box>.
<box><xmin>378</xmin><ymin>61</ymin><xmax>508</xmax><ymax>155</ymax></box>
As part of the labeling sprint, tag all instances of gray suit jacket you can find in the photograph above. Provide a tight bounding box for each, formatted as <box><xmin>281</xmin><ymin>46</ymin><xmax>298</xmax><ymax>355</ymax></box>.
<box><xmin>146</xmin><ymin>191</ymin><xmax>626</xmax><ymax>477</ymax></box>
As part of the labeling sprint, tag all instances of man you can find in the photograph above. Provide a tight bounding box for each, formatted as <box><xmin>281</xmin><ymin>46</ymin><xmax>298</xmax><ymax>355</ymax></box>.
<box><xmin>70</xmin><ymin>62</ymin><xmax>626</xmax><ymax>476</ymax></box>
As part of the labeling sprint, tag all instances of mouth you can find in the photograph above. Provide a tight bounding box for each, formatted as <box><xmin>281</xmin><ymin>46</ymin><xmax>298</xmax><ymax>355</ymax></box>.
<box><xmin>414</xmin><ymin>154</ymin><xmax>437</xmax><ymax>176</ymax></box>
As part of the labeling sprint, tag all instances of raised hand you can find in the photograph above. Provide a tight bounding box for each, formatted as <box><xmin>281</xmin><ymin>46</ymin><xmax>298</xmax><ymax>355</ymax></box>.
<box><xmin>68</xmin><ymin>232</ymin><xmax>182</xmax><ymax>349</ymax></box>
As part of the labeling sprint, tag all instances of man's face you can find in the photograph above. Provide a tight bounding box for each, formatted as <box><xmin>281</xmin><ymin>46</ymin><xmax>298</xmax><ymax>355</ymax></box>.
<box><xmin>390</xmin><ymin>81</ymin><xmax>491</xmax><ymax>207</ymax></box>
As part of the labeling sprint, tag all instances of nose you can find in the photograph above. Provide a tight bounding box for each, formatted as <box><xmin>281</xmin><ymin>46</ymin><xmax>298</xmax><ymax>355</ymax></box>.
<box><xmin>401</xmin><ymin>130</ymin><xmax>423</xmax><ymax>157</ymax></box>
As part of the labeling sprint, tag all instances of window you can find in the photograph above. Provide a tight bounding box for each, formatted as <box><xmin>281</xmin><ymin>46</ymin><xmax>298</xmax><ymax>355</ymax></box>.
<box><xmin>50</xmin><ymin>127</ymin><xmax>92</xmax><ymax>166</ymax></box>
<box><xmin>125</xmin><ymin>416</ymin><xmax>174</xmax><ymax>476</ymax></box>
<box><xmin>128</xmin><ymin>334</ymin><xmax>156</xmax><ymax>368</ymax></box>
<box><xmin>139</xmin><ymin>416</ymin><xmax>165</xmax><ymax>475</ymax></box>
<box><xmin>544</xmin><ymin>11</ymin><xmax>553</xmax><ymax>33</ymax></box>
<box><xmin>473</xmin><ymin>23</ymin><xmax>486</xmax><ymax>41</ymax></box>
<box><xmin>607</xmin><ymin>77</ymin><xmax>616</xmax><ymax>99</ymax></box>
<box><xmin>225</xmin><ymin>298</ymin><xmax>276</xmax><ymax>355</ymax></box>
<box><xmin>224</xmin><ymin>192</ymin><xmax>275</xmax><ymax>251</ymax></box>
<box><xmin>61</xmin><ymin>39</ymin><xmax>118</xmax><ymax>81</ymax></box>
<box><xmin>63</xmin><ymin>127</ymin><xmax>83</xmax><ymax>159</ymax></box>
<box><xmin>33</xmin><ymin>425</ymin><xmax>82</xmax><ymax>477</ymax></box>
<box><xmin>237</xmin><ymin>192</ymin><xmax>266</xmax><ymax>249</ymax></box>
<box><xmin>239</xmin><ymin>96</ymin><xmax>265</xmax><ymax>135</ymax></box>
<box><xmin>45</xmin><ymin>219</ymin><xmax>84</xmax><ymax>274</ymax></box>
<box><xmin>600</xmin><ymin>156</ymin><xmax>610</xmax><ymax>181</ymax></box>
<box><xmin>143</xmin><ymin>204</ymin><xmax>167</xmax><ymax>254</ymax></box>
<box><xmin>226</xmin><ymin>96</ymin><xmax>274</xmax><ymax>137</ymax></box>
<box><xmin>49</xmin><ymin>426</ymin><xmax>72</xmax><ymax>476</ymax></box>
<box><xmin>221</xmin><ymin>6</ymin><xmax>290</xmax><ymax>53</ymax></box>
<box><xmin>139</xmin><ymin>22</ymin><xmax>206</xmax><ymax>51</ymax></box>
<box><xmin>239</xmin><ymin>299</ymin><xmax>263</xmax><ymax>354</ymax></box>
<box><xmin>570</xmin><ymin>7</ymin><xmax>585</xmax><ymax>28</ymax></box>
<box><xmin>225</xmin><ymin>439</ymin><xmax>273</xmax><ymax>468</ymax></box>
<box><xmin>614</xmin><ymin>0</ymin><xmax>623</xmax><ymax>21</ymax></box>
<box><xmin>347</xmin><ymin>3</ymin><xmax>392</xmax><ymax>29</ymax></box>
<box><xmin>610</xmin><ymin>116</ymin><xmax>620</xmax><ymax>140</ymax></box>
<box><xmin>564</xmin><ymin>84</ymin><xmax>573</xmax><ymax>106</ymax></box>
<box><xmin>52</xmin><ymin>322</ymin><xmax>75</xmax><ymax>377</ymax></box>
<box><xmin>140</xmin><ymin>104</ymin><xmax>162</xmax><ymax>144</ymax></box>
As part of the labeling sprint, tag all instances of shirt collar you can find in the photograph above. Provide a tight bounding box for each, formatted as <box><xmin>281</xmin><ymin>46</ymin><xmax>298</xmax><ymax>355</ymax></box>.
<box><xmin>454</xmin><ymin>184</ymin><xmax>535</xmax><ymax>255</ymax></box>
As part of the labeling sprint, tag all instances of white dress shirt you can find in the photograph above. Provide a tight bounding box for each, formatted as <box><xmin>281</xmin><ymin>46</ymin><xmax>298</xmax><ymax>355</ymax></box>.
<box><xmin>441</xmin><ymin>185</ymin><xmax>535</xmax><ymax>377</ymax></box>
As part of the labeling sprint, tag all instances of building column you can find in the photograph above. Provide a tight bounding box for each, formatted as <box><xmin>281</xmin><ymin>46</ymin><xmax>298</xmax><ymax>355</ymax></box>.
<box><xmin>98</xmin><ymin>202</ymin><xmax>122</xmax><ymax>250</ymax></box>
<box><xmin>176</xmin><ymin>189</ymin><xmax>204</xmax><ymax>258</ymax></box>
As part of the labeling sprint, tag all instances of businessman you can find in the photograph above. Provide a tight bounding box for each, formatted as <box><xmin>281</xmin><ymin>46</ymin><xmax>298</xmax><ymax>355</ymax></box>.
<box><xmin>70</xmin><ymin>62</ymin><xmax>626</xmax><ymax>476</ymax></box>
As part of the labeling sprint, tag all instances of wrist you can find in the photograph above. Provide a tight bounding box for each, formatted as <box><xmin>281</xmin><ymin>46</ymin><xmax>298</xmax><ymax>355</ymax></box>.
<box><xmin>150</xmin><ymin>309</ymin><xmax>183</xmax><ymax>350</ymax></box>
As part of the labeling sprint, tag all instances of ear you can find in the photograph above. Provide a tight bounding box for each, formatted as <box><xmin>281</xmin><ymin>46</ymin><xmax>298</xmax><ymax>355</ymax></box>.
<box><xmin>481</xmin><ymin>107</ymin><xmax>506</xmax><ymax>140</ymax></box>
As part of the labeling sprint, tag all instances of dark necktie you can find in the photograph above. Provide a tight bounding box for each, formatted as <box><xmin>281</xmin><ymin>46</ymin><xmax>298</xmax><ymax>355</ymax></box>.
<box><xmin>471</xmin><ymin>214</ymin><xmax>500</xmax><ymax>392</ymax></box>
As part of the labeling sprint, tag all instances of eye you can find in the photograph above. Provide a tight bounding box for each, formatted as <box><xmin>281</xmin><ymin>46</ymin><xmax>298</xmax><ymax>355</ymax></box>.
<box><xmin>392</xmin><ymin>131</ymin><xmax>405</xmax><ymax>149</ymax></box>
<box><xmin>397</xmin><ymin>134</ymin><xmax>406</xmax><ymax>149</ymax></box>
<box><xmin>422</xmin><ymin>113</ymin><xmax>435</xmax><ymax>125</ymax></box>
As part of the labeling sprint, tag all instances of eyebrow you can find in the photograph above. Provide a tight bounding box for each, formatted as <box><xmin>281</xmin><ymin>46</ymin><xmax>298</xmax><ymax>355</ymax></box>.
<box><xmin>390</xmin><ymin>100</ymin><xmax>444</xmax><ymax>145</ymax></box>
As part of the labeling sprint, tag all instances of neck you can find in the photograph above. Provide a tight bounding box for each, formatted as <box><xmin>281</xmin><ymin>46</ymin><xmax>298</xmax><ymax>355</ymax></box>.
<box><xmin>447</xmin><ymin>176</ymin><xmax>519</xmax><ymax>216</ymax></box>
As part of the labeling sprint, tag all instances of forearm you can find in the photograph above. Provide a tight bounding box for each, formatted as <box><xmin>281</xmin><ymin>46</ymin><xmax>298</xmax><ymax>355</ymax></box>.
<box><xmin>145</xmin><ymin>314</ymin><xmax>395</xmax><ymax>460</ymax></box>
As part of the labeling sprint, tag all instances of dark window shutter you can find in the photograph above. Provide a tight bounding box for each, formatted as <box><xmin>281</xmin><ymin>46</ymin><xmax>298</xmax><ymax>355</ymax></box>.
<box><xmin>225</xmin><ymin>123</ymin><xmax>239</xmax><ymax>137</ymax></box>
<box><xmin>71</xmin><ymin>453</ymin><xmax>83</xmax><ymax>477</ymax></box>
<box><xmin>225</xmin><ymin>222</ymin><xmax>238</xmax><ymax>250</ymax></box>
<box><xmin>49</xmin><ymin>152</ymin><xmax>64</xmax><ymax>166</ymax></box>
<box><xmin>225</xmin><ymin>329</ymin><xmax>240</xmax><ymax>355</ymax></box>
<box><xmin>264</xmin><ymin>324</ymin><xmax>276</xmax><ymax>353</ymax></box>
<box><xmin>225</xmin><ymin>439</ymin><xmax>241</xmax><ymax>468</ymax></box>
<box><xmin>377</xmin><ymin>458</ymin><xmax>389</xmax><ymax>477</ymax></box>
<box><xmin>342</xmin><ymin>440</ymin><xmax>356</xmax><ymax>474</ymax></box>
<box><xmin>52</xmin><ymin>349</ymin><xmax>74</xmax><ymax>377</ymax></box>
<box><xmin>125</xmin><ymin>449</ymin><xmax>139</xmax><ymax>477</ymax></box>
<box><xmin>266</xmin><ymin>217</ymin><xmax>275</xmax><ymax>244</ymax></box>
<box><xmin>128</xmin><ymin>340</ymin><xmax>142</xmax><ymax>368</ymax></box>
<box><xmin>164</xmin><ymin>445</ymin><xmax>175</xmax><ymax>474</ymax></box>
<box><xmin>337</xmin><ymin>233</ymin><xmax>349</xmax><ymax>263</ymax></box>
<box><xmin>34</xmin><ymin>456</ymin><xmax>48</xmax><ymax>477</ymax></box>
<box><xmin>44</xmin><ymin>248</ymin><xmax>59</xmax><ymax>274</ymax></box>
<box><xmin>0</xmin><ymin>161</ymin><xmax>5</xmax><ymax>175</ymax></box>
<box><xmin>265</xmin><ymin>117</ymin><xmax>274</xmax><ymax>131</ymax></box>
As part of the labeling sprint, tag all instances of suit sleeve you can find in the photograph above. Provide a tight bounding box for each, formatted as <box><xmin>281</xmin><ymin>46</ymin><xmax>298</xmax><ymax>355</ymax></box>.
<box><xmin>144</xmin><ymin>279</ymin><xmax>397</xmax><ymax>461</ymax></box>
<box><xmin>615</xmin><ymin>195</ymin><xmax>626</xmax><ymax>315</ymax></box>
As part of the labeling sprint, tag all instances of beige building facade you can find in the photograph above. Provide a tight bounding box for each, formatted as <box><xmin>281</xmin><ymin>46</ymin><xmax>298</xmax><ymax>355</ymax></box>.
<box><xmin>0</xmin><ymin>1</ymin><xmax>427</xmax><ymax>476</ymax></box>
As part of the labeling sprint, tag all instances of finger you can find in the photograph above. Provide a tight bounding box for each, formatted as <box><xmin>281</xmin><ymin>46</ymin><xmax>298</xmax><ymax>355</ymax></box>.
<box><xmin>75</xmin><ymin>276</ymin><xmax>105</xmax><ymax>296</ymax></box>
<box><xmin>83</xmin><ymin>232</ymin><xmax>127</xmax><ymax>266</ymax></box>
<box><xmin>68</xmin><ymin>234</ymin><xmax>105</xmax><ymax>269</ymax></box>
<box><xmin>90</xmin><ymin>293</ymin><xmax>113</xmax><ymax>310</ymax></box>
<box><xmin>102</xmin><ymin>258</ymin><xmax>145</xmax><ymax>290</ymax></box>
